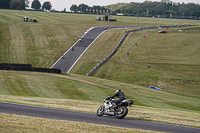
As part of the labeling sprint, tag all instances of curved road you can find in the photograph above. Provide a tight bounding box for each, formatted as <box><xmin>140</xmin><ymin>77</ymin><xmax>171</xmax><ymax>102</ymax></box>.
<box><xmin>0</xmin><ymin>102</ymin><xmax>200</xmax><ymax>133</ymax></box>
<box><xmin>50</xmin><ymin>26</ymin><xmax>137</xmax><ymax>73</ymax></box>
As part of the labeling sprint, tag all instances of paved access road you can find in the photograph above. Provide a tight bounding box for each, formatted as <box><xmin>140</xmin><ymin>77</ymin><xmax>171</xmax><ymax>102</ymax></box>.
<box><xmin>51</xmin><ymin>26</ymin><xmax>137</xmax><ymax>73</ymax></box>
<box><xmin>1</xmin><ymin>102</ymin><xmax>200</xmax><ymax>133</ymax></box>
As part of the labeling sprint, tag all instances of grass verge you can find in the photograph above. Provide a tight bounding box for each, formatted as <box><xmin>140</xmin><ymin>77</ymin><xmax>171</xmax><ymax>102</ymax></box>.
<box><xmin>0</xmin><ymin>113</ymin><xmax>161</xmax><ymax>133</ymax></box>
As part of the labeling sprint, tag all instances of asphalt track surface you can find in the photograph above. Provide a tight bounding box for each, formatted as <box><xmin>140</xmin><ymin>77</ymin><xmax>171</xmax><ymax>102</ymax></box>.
<box><xmin>51</xmin><ymin>26</ymin><xmax>137</xmax><ymax>73</ymax></box>
<box><xmin>1</xmin><ymin>102</ymin><xmax>200</xmax><ymax>133</ymax></box>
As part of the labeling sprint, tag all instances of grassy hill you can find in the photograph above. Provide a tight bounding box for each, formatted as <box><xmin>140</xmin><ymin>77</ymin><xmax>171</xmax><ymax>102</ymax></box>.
<box><xmin>0</xmin><ymin>70</ymin><xmax>200</xmax><ymax>128</ymax></box>
<box><xmin>0</xmin><ymin>9</ymin><xmax>200</xmax><ymax>130</ymax></box>
<box><xmin>71</xmin><ymin>26</ymin><xmax>200</xmax><ymax>98</ymax></box>
<box><xmin>0</xmin><ymin>9</ymin><xmax>199</xmax><ymax>67</ymax></box>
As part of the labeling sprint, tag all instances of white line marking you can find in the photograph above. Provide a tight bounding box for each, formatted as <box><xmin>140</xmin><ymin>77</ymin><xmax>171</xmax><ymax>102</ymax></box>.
<box><xmin>67</xmin><ymin>30</ymin><xmax>105</xmax><ymax>73</ymax></box>
<box><xmin>50</xmin><ymin>27</ymin><xmax>95</xmax><ymax>69</ymax></box>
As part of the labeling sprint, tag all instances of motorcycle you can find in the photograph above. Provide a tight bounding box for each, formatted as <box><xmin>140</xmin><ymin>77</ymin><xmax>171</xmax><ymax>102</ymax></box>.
<box><xmin>96</xmin><ymin>98</ymin><xmax>133</xmax><ymax>119</ymax></box>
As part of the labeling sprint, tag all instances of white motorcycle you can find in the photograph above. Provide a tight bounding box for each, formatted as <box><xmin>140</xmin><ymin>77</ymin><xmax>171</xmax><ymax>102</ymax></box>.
<box><xmin>96</xmin><ymin>98</ymin><xmax>133</xmax><ymax>119</ymax></box>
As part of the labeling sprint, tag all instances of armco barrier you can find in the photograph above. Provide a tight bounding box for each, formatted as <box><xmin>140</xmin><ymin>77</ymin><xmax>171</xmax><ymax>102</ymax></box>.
<box><xmin>0</xmin><ymin>63</ymin><xmax>61</xmax><ymax>74</ymax></box>
<box><xmin>86</xmin><ymin>31</ymin><xmax>129</xmax><ymax>76</ymax></box>
<box><xmin>86</xmin><ymin>25</ymin><xmax>195</xmax><ymax>76</ymax></box>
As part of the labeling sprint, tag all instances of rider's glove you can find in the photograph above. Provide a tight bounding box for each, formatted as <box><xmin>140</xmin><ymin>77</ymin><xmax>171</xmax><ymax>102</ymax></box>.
<box><xmin>106</xmin><ymin>97</ymin><xmax>111</xmax><ymax>100</ymax></box>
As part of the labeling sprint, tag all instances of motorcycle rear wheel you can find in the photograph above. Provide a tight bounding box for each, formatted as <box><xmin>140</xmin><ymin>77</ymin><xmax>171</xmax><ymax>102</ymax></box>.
<box><xmin>96</xmin><ymin>105</ymin><xmax>104</xmax><ymax>116</ymax></box>
<box><xmin>115</xmin><ymin>106</ymin><xmax>128</xmax><ymax>119</ymax></box>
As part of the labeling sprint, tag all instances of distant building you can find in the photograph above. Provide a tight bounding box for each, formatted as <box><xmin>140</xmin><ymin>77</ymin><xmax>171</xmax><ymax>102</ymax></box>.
<box><xmin>116</xmin><ymin>13</ymin><xmax>124</xmax><ymax>16</ymax></box>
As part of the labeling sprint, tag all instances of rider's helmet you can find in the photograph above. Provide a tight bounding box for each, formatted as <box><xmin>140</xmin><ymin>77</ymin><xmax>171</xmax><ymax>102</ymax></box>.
<box><xmin>115</xmin><ymin>89</ymin><xmax>121</xmax><ymax>95</ymax></box>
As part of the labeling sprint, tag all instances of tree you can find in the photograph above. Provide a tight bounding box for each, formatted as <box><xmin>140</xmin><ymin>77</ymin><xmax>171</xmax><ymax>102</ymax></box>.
<box><xmin>77</xmin><ymin>4</ymin><xmax>89</xmax><ymax>13</ymax></box>
<box><xmin>9</xmin><ymin>0</ymin><xmax>28</xmax><ymax>9</ymax></box>
<box><xmin>132</xmin><ymin>11</ymin><xmax>137</xmax><ymax>15</ymax></box>
<box><xmin>186</xmin><ymin>3</ymin><xmax>197</xmax><ymax>16</ymax></box>
<box><xmin>42</xmin><ymin>1</ymin><xmax>52</xmax><ymax>10</ymax></box>
<box><xmin>115</xmin><ymin>9</ymin><xmax>121</xmax><ymax>13</ymax></box>
<box><xmin>195</xmin><ymin>10</ymin><xmax>200</xmax><ymax>16</ymax></box>
<box><xmin>31</xmin><ymin>0</ymin><xmax>41</xmax><ymax>10</ymax></box>
<box><xmin>10</xmin><ymin>0</ymin><xmax>23</xmax><ymax>10</ymax></box>
<box><xmin>150</xmin><ymin>10</ymin><xmax>156</xmax><ymax>15</ymax></box>
<box><xmin>70</xmin><ymin>4</ymin><xmax>77</xmax><ymax>12</ymax></box>
<box><xmin>164</xmin><ymin>10</ymin><xmax>170</xmax><ymax>15</ymax></box>
<box><xmin>63</xmin><ymin>8</ymin><xmax>66</xmax><ymax>12</ymax></box>
<box><xmin>0</xmin><ymin>0</ymin><xmax>11</xmax><ymax>9</ymax></box>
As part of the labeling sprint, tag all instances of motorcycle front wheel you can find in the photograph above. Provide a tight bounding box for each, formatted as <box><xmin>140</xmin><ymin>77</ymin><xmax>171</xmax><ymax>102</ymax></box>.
<box><xmin>115</xmin><ymin>106</ymin><xmax>128</xmax><ymax>119</ymax></box>
<box><xmin>96</xmin><ymin>105</ymin><xmax>104</xmax><ymax>116</ymax></box>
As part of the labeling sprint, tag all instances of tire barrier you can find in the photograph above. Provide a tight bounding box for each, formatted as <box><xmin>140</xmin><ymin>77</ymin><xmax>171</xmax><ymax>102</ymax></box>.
<box><xmin>0</xmin><ymin>63</ymin><xmax>61</xmax><ymax>74</ymax></box>
<box><xmin>0</xmin><ymin>63</ymin><xmax>32</xmax><ymax>68</ymax></box>
<box><xmin>86</xmin><ymin>25</ymin><xmax>195</xmax><ymax>76</ymax></box>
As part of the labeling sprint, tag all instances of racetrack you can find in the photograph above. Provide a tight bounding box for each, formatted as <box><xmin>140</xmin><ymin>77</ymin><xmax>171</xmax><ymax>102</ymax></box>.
<box><xmin>3</xmin><ymin>26</ymin><xmax>200</xmax><ymax>132</ymax></box>
<box><xmin>0</xmin><ymin>102</ymin><xmax>200</xmax><ymax>133</ymax></box>
<box><xmin>50</xmin><ymin>26</ymin><xmax>138</xmax><ymax>73</ymax></box>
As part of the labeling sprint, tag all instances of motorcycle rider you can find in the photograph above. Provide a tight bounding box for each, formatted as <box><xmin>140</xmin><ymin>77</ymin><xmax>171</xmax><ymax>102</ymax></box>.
<box><xmin>106</xmin><ymin>89</ymin><xmax>126</xmax><ymax>108</ymax></box>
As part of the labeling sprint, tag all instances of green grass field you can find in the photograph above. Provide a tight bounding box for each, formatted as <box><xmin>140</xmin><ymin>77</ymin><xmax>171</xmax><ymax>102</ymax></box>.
<box><xmin>0</xmin><ymin>70</ymin><xmax>200</xmax><ymax>128</ymax></box>
<box><xmin>0</xmin><ymin>113</ymin><xmax>161</xmax><ymax>133</ymax></box>
<box><xmin>0</xmin><ymin>9</ymin><xmax>199</xmax><ymax>67</ymax></box>
<box><xmin>0</xmin><ymin>9</ymin><xmax>200</xmax><ymax>132</ymax></box>
<box><xmin>71</xmin><ymin>27</ymin><xmax>200</xmax><ymax>98</ymax></box>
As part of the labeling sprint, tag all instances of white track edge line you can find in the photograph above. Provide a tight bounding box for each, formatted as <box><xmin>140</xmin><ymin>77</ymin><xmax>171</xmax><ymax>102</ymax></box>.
<box><xmin>67</xmin><ymin>30</ymin><xmax>105</xmax><ymax>73</ymax></box>
<box><xmin>50</xmin><ymin>27</ymin><xmax>95</xmax><ymax>69</ymax></box>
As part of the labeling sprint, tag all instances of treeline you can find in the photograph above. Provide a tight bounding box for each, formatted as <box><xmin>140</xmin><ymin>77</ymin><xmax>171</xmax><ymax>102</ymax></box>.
<box><xmin>0</xmin><ymin>0</ymin><xmax>52</xmax><ymax>11</ymax></box>
<box><xmin>70</xmin><ymin>4</ymin><xmax>111</xmax><ymax>14</ymax></box>
<box><xmin>0</xmin><ymin>0</ymin><xmax>29</xmax><ymax>10</ymax></box>
<box><xmin>106</xmin><ymin>0</ymin><xmax>200</xmax><ymax>17</ymax></box>
<box><xmin>1</xmin><ymin>0</ymin><xmax>199</xmax><ymax>17</ymax></box>
<box><xmin>70</xmin><ymin>0</ymin><xmax>200</xmax><ymax>17</ymax></box>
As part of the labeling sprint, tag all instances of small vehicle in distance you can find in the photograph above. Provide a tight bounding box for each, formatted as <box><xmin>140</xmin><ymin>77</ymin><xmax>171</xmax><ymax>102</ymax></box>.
<box><xmin>96</xmin><ymin>16</ymin><xmax>101</xmax><ymax>21</ymax></box>
<box><xmin>158</xmin><ymin>30</ymin><xmax>167</xmax><ymax>33</ymax></box>
<box><xmin>149</xmin><ymin>86</ymin><xmax>161</xmax><ymax>91</ymax></box>
<box><xmin>96</xmin><ymin>98</ymin><xmax>133</xmax><ymax>119</ymax></box>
